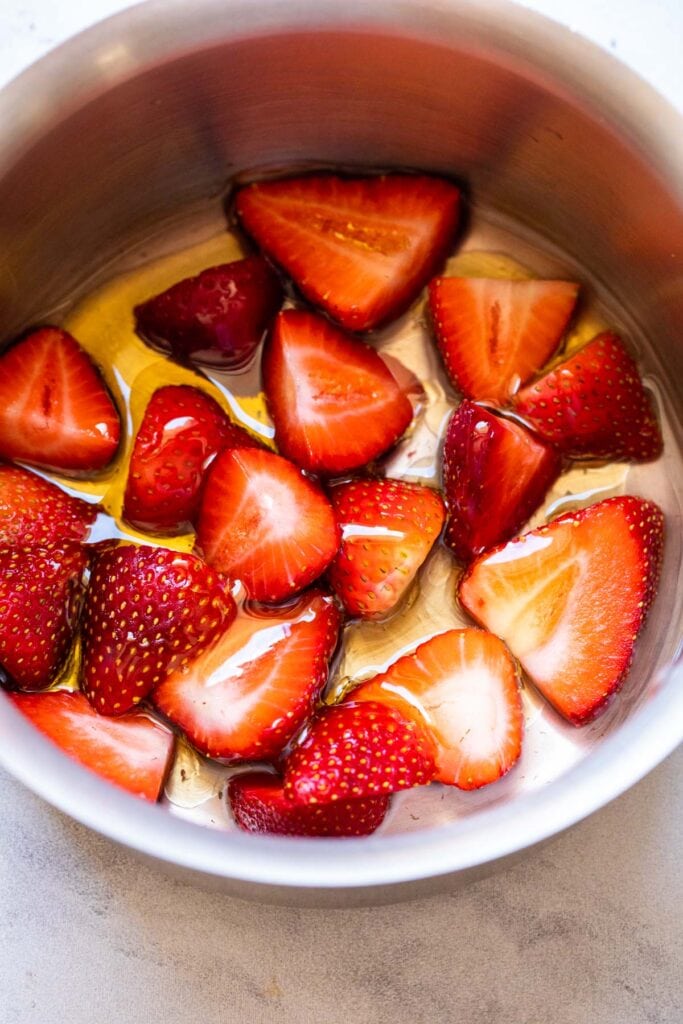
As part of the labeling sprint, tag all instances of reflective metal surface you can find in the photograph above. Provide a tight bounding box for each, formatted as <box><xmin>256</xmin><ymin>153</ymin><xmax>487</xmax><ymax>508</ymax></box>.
<box><xmin>0</xmin><ymin>0</ymin><xmax>681</xmax><ymax>903</ymax></box>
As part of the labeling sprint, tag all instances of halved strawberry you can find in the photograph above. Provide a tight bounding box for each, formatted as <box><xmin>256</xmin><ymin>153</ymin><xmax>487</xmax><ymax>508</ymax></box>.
<box><xmin>228</xmin><ymin>771</ymin><xmax>389</xmax><ymax>837</ymax></box>
<box><xmin>442</xmin><ymin>401</ymin><xmax>561</xmax><ymax>563</ymax></box>
<box><xmin>236</xmin><ymin>173</ymin><xmax>460</xmax><ymax>331</ymax></box>
<box><xmin>0</xmin><ymin>462</ymin><xmax>98</xmax><ymax>546</ymax></box>
<box><xmin>81</xmin><ymin>544</ymin><xmax>235</xmax><ymax>715</ymax></box>
<box><xmin>8</xmin><ymin>690</ymin><xmax>174</xmax><ymax>802</ymax></box>
<box><xmin>283</xmin><ymin>701</ymin><xmax>436</xmax><ymax>805</ymax></box>
<box><xmin>327</xmin><ymin>478</ymin><xmax>445</xmax><ymax>618</ymax></box>
<box><xmin>134</xmin><ymin>255</ymin><xmax>283</xmax><ymax>369</ymax></box>
<box><xmin>0</xmin><ymin>543</ymin><xmax>88</xmax><ymax>691</ymax></box>
<box><xmin>0</xmin><ymin>327</ymin><xmax>120</xmax><ymax>474</ymax></box>
<box><xmin>263</xmin><ymin>310</ymin><xmax>413</xmax><ymax>475</ymax></box>
<box><xmin>428</xmin><ymin>277</ymin><xmax>579</xmax><ymax>404</ymax></box>
<box><xmin>153</xmin><ymin>590</ymin><xmax>340</xmax><ymax>761</ymax></box>
<box><xmin>352</xmin><ymin>629</ymin><xmax>523</xmax><ymax>790</ymax></box>
<box><xmin>195</xmin><ymin>447</ymin><xmax>339</xmax><ymax>603</ymax></box>
<box><xmin>513</xmin><ymin>332</ymin><xmax>663</xmax><ymax>461</ymax></box>
<box><xmin>459</xmin><ymin>496</ymin><xmax>664</xmax><ymax>725</ymax></box>
<box><xmin>122</xmin><ymin>385</ymin><xmax>260</xmax><ymax>534</ymax></box>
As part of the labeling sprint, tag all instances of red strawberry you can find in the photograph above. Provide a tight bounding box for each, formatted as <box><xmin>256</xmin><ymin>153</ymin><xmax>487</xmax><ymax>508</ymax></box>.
<box><xmin>513</xmin><ymin>332</ymin><xmax>662</xmax><ymax>460</ymax></box>
<box><xmin>228</xmin><ymin>771</ymin><xmax>389</xmax><ymax>837</ymax></box>
<box><xmin>154</xmin><ymin>590</ymin><xmax>340</xmax><ymax>761</ymax></box>
<box><xmin>459</xmin><ymin>496</ymin><xmax>664</xmax><ymax>725</ymax></box>
<box><xmin>352</xmin><ymin>629</ymin><xmax>523</xmax><ymax>789</ymax></box>
<box><xmin>122</xmin><ymin>385</ymin><xmax>260</xmax><ymax>534</ymax></box>
<box><xmin>0</xmin><ymin>462</ymin><xmax>98</xmax><ymax>546</ymax></box>
<box><xmin>283</xmin><ymin>701</ymin><xmax>436</xmax><ymax>805</ymax></box>
<box><xmin>428</xmin><ymin>277</ymin><xmax>579</xmax><ymax>404</ymax></box>
<box><xmin>263</xmin><ymin>310</ymin><xmax>413</xmax><ymax>475</ymax></box>
<box><xmin>235</xmin><ymin>173</ymin><xmax>460</xmax><ymax>331</ymax></box>
<box><xmin>0</xmin><ymin>543</ymin><xmax>87</xmax><ymax>691</ymax></box>
<box><xmin>0</xmin><ymin>327</ymin><xmax>120</xmax><ymax>474</ymax></box>
<box><xmin>81</xmin><ymin>544</ymin><xmax>235</xmax><ymax>715</ymax></box>
<box><xmin>442</xmin><ymin>401</ymin><xmax>561</xmax><ymax>562</ymax></box>
<box><xmin>134</xmin><ymin>256</ymin><xmax>283</xmax><ymax>369</ymax></box>
<box><xmin>327</xmin><ymin>478</ymin><xmax>445</xmax><ymax>618</ymax></box>
<box><xmin>9</xmin><ymin>690</ymin><xmax>174</xmax><ymax>802</ymax></box>
<box><xmin>195</xmin><ymin>447</ymin><xmax>339</xmax><ymax>603</ymax></box>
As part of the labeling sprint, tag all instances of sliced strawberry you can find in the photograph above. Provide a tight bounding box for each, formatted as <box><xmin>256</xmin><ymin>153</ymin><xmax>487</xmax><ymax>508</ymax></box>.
<box><xmin>0</xmin><ymin>327</ymin><xmax>120</xmax><ymax>474</ymax></box>
<box><xmin>459</xmin><ymin>496</ymin><xmax>664</xmax><ymax>725</ymax></box>
<box><xmin>0</xmin><ymin>462</ymin><xmax>97</xmax><ymax>546</ymax></box>
<box><xmin>327</xmin><ymin>478</ymin><xmax>445</xmax><ymax>618</ymax></box>
<box><xmin>442</xmin><ymin>401</ymin><xmax>561</xmax><ymax>562</ymax></box>
<box><xmin>81</xmin><ymin>544</ymin><xmax>235</xmax><ymax>715</ymax></box>
<box><xmin>513</xmin><ymin>332</ymin><xmax>662</xmax><ymax>460</ymax></box>
<box><xmin>195</xmin><ymin>447</ymin><xmax>339</xmax><ymax>603</ymax></box>
<box><xmin>228</xmin><ymin>771</ymin><xmax>389</xmax><ymax>837</ymax></box>
<box><xmin>153</xmin><ymin>590</ymin><xmax>340</xmax><ymax>761</ymax></box>
<box><xmin>122</xmin><ymin>385</ymin><xmax>261</xmax><ymax>534</ymax></box>
<box><xmin>283</xmin><ymin>701</ymin><xmax>436</xmax><ymax>805</ymax></box>
<box><xmin>134</xmin><ymin>256</ymin><xmax>283</xmax><ymax>369</ymax></box>
<box><xmin>263</xmin><ymin>310</ymin><xmax>413</xmax><ymax>475</ymax></box>
<box><xmin>8</xmin><ymin>690</ymin><xmax>174</xmax><ymax>801</ymax></box>
<box><xmin>236</xmin><ymin>173</ymin><xmax>460</xmax><ymax>331</ymax></box>
<box><xmin>428</xmin><ymin>277</ymin><xmax>579</xmax><ymax>404</ymax></box>
<box><xmin>0</xmin><ymin>543</ymin><xmax>87</xmax><ymax>691</ymax></box>
<box><xmin>352</xmin><ymin>629</ymin><xmax>523</xmax><ymax>789</ymax></box>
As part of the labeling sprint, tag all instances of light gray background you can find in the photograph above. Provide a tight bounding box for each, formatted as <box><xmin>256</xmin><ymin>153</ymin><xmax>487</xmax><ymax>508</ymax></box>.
<box><xmin>0</xmin><ymin>2</ymin><xmax>681</xmax><ymax>1022</ymax></box>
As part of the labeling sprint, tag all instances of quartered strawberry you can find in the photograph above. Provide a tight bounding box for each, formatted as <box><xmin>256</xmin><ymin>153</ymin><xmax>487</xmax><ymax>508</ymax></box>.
<box><xmin>235</xmin><ymin>173</ymin><xmax>460</xmax><ymax>332</ymax></box>
<box><xmin>195</xmin><ymin>447</ymin><xmax>339</xmax><ymax>603</ymax></box>
<box><xmin>8</xmin><ymin>690</ymin><xmax>174</xmax><ymax>802</ymax></box>
<box><xmin>327</xmin><ymin>478</ymin><xmax>445</xmax><ymax>618</ymax></box>
<box><xmin>228</xmin><ymin>771</ymin><xmax>389</xmax><ymax>837</ymax></box>
<box><xmin>134</xmin><ymin>255</ymin><xmax>283</xmax><ymax>369</ymax></box>
<box><xmin>513</xmin><ymin>331</ymin><xmax>662</xmax><ymax>461</ymax></box>
<box><xmin>122</xmin><ymin>385</ymin><xmax>260</xmax><ymax>534</ymax></box>
<box><xmin>263</xmin><ymin>310</ymin><xmax>413</xmax><ymax>475</ymax></box>
<box><xmin>153</xmin><ymin>590</ymin><xmax>340</xmax><ymax>761</ymax></box>
<box><xmin>0</xmin><ymin>543</ymin><xmax>87</xmax><ymax>691</ymax></box>
<box><xmin>352</xmin><ymin>629</ymin><xmax>523</xmax><ymax>789</ymax></box>
<box><xmin>428</xmin><ymin>277</ymin><xmax>579</xmax><ymax>404</ymax></box>
<box><xmin>0</xmin><ymin>462</ymin><xmax>97</xmax><ymax>546</ymax></box>
<box><xmin>81</xmin><ymin>544</ymin><xmax>235</xmax><ymax>716</ymax></box>
<box><xmin>0</xmin><ymin>327</ymin><xmax>120</xmax><ymax>474</ymax></box>
<box><xmin>442</xmin><ymin>401</ymin><xmax>561</xmax><ymax>563</ymax></box>
<box><xmin>283</xmin><ymin>701</ymin><xmax>436</xmax><ymax>805</ymax></box>
<box><xmin>459</xmin><ymin>496</ymin><xmax>664</xmax><ymax>725</ymax></box>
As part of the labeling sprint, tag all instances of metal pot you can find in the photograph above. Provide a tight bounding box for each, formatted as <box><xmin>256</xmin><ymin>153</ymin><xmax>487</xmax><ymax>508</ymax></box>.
<box><xmin>0</xmin><ymin>0</ymin><xmax>681</xmax><ymax>905</ymax></box>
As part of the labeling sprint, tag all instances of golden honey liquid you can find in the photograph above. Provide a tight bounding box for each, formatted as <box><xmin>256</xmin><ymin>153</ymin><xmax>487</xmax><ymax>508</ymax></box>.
<box><xmin>33</xmin><ymin>204</ymin><xmax>681</xmax><ymax>833</ymax></box>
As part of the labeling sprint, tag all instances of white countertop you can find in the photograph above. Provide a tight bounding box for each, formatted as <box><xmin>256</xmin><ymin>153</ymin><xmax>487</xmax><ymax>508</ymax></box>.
<box><xmin>0</xmin><ymin>3</ymin><xmax>681</xmax><ymax>1023</ymax></box>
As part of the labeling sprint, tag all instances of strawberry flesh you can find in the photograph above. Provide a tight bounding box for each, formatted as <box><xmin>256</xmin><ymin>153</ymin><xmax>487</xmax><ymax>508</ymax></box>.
<box><xmin>228</xmin><ymin>771</ymin><xmax>389</xmax><ymax>837</ymax></box>
<box><xmin>283</xmin><ymin>700</ymin><xmax>436</xmax><ymax>805</ymax></box>
<box><xmin>428</xmin><ymin>277</ymin><xmax>579</xmax><ymax>404</ymax></box>
<box><xmin>327</xmin><ymin>477</ymin><xmax>445</xmax><ymax>618</ymax></box>
<box><xmin>236</xmin><ymin>173</ymin><xmax>460</xmax><ymax>332</ymax></box>
<box><xmin>9</xmin><ymin>690</ymin><xmax>174</xmax><ymax>802</ymax></box>
<box><xmin>81</xmin><ymin>544</ymin><xmax>235</xmax><ymax>715</ymax></box>
<box><xmin>153</xmin><ymin>590</ymin><xmax>340</xmax><ymax>761</ymax></box>
<box><xmin>0</xmin><ymin>462</ymin><xmax>97</xmax><ymax>546</ymax></box>
<box><xmin>0</xmin><ymin>327</ymin><xmax>120</xmax><ymax>474</ymax></box>
<box><xmin>134</xmin><ymin>256</ymin><xmax>283</xmax><ymax>369</ymax></box>
<box><xmin>442</xmin><ymin>401</ymin><xmax>561</xmax><ymax>562</ymax></box>
<box><xmin>0</xmin><ymin>543</ymin><xmax>88</xmax><ymax>691</ymax></box>
<box><xmin>459</xmin><ymin>496</ymin><xmax>664</xmax><ymax>725</ymax></box>
<box><xmin>195</xmin><ymin>447</ymin><xmax>340</xmax><ymax>603</ymax></box>
<box><xmin>514</xmin><ymin>331</ymin><xmax>662</xmax><ymax>460</ymax></box>
<box><xmin>263</xmin><ymin>310</ymin><xmax>413</xmax><ymax>475</ymax></box>
<box><xmin>123</xmin><ymin>384</ymin><xmax>260</xmax><ymax>534</ymax></box>
<box><xmin>352</xmin><ymin>628</ymin><xmax>523</xmax><ymax>789</ymax></box>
